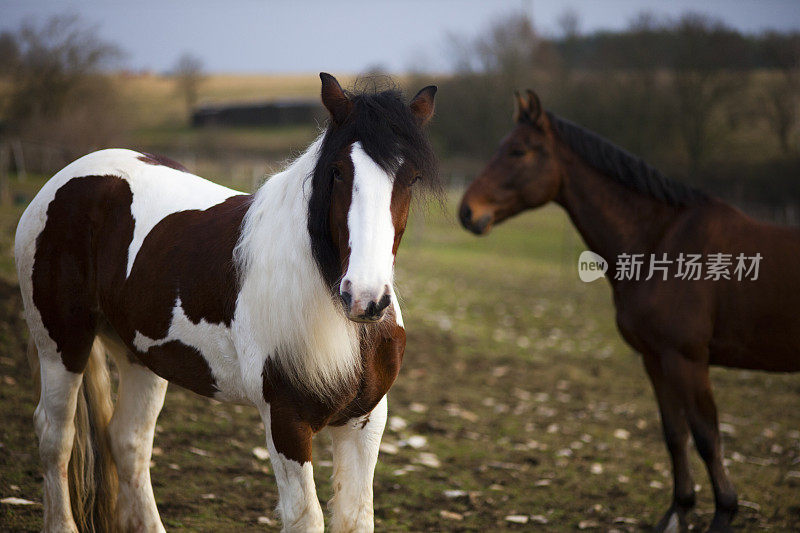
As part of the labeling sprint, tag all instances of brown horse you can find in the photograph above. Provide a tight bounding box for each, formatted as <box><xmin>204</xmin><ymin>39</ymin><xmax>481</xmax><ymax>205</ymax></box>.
<box><xmin>459</xmin><ymin>90</ymin><xmax>800</xmax><ymax>532</ymax></box>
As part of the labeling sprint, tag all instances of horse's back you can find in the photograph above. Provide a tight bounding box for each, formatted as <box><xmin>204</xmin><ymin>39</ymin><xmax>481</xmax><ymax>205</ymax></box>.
<box><xmin>707</xmin><ymin>205</ymin><xmax>800</xmax><ymax>369</ymax></box>
<box><xmin>664</xmin><ymin>201</ymin><xmax>800</xmax><ymax>370</ymax></box>
<box><xmin>17</xmin><ymin>148</ymin><xmax>241</xmax><ymax>273</ymax></box>
<box><xmin>15</xmin><ymin>149</ymin><xmax>245</xmax><ymax>378</ymax></box>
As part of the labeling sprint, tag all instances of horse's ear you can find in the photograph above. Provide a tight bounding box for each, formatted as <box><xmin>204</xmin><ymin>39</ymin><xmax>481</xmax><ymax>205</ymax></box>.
<box><xmin>514</xmin><ymin>89</ymin><xmax>543</xmax><ymax>125</ymax></box>
<box><xmin>526</xmin><ymin>89</ymin><xmax>543</xmax><ymax>123</ymax></box>
<box><xmin>513</xmin><ymin>90</ymin><xmax>529</xmax><ymax>123</ymax></box>
<box><xmin>320</xmin><ymin>72</ymin><xmax>352</xmax><ymax>125</ymax></box>
<box><xmin>409</xmin><ymin>85</ymin><xmax>437</xmax><ymax>126</ymax></box>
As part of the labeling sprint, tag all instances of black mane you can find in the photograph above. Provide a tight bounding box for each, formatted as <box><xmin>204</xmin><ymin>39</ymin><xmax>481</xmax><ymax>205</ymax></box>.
<box><xmin>308</xmin><ymin>84</ymin><xmax>439</xmax><ymax>294</ymax></box>
<box><xmin>547</xmin><ymin>112</ymin><xmax>708</xmax><ymax>207</ymax></box>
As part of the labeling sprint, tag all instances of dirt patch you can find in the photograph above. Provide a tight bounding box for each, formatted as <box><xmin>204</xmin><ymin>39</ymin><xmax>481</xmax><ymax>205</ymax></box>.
<box><xmin>2</xmin><ymin>258</ymin><xmax>799</xmax><ymax>531</ymax></box>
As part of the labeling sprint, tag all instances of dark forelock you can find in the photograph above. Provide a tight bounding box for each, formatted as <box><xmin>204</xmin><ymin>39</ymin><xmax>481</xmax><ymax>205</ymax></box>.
<box><xmin>308</xmin><ymin>82</ymin><xmax>439</xmax><ymax>296</ymax></box>
<box><xmin>317</xmin><ymin>83</ymin><xmax>438</xmax><ymax>192</ymax></box>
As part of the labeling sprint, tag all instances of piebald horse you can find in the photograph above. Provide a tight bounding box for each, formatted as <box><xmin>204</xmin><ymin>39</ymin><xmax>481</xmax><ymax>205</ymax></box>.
<box><xmin>15</xmin><ymin>73</ymin><xmax>438</xmax><ymax>532</ymax></box>
<box><xmin>459</xmin><ymin>90</ymin><xmax>800</xmax><ymax>533</ymax></box>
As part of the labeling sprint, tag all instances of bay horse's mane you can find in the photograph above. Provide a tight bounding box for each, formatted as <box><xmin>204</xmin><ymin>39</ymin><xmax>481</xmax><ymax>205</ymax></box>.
<box><xmin>309</xmin><ymin>80</ymin><xmax>439</xmax><ymax>290</ymax></box>
<box><xmin>547</xmin><ymin>112</ymin><xmax>709</xmax><ymax>207</ymax></box>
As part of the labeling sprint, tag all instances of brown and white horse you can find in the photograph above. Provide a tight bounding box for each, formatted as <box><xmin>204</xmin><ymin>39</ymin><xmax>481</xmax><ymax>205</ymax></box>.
<box><xmin>15</xmin><ymin>73</ymin><xmax>437</xmax><ymax>532</ymax></box>
<box><xmin>459</xmin><ymin>90</ymin><xmax>800</xmax><ymax>533</ymax></box>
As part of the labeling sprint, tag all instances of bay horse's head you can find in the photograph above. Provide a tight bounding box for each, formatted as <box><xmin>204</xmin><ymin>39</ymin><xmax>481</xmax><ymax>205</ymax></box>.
<box><xmin>310</xmin><ymin>73</ymin><xmax>438</xmax><ymax>322</ymax></box>
<box><xmin>459</xmin><ymin>90</ymin><xmax>562</xmax><ymax>235</ymax></box>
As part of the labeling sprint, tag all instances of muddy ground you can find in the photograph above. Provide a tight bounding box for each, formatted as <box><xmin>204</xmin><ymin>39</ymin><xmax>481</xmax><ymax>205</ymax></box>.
<box><xmin>2</xmin><ymin>204</ymin><xmax>799</xmax><ymax>532</ymax></box>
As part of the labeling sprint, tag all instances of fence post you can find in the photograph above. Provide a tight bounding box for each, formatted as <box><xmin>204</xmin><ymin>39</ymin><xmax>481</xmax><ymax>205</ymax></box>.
<box><xmin>12</xmin><ymin>139</ymin><xmax>26</xmax><ymax>182</ymax></box>
<box><xmin>0</xmin><ymin>143</ymin><xmax>11</xmax><ymax>206</ymax></box>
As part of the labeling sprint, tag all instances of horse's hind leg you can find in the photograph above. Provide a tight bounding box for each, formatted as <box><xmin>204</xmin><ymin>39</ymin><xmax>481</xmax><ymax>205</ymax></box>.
<box><xmin>105</xmin><ymin>336</ymin><xmax>168</xmax><ymax>532</ymax></box>
<box><xmin>643</xmin><ymin>353</ymin><xmax>695</xmax><ymax>533</ymax></box>
<box><xmin>34</xmin><ymin>346</ymin><xmax>88</xmax><ymax>533</ymax></box>
<box><xmin>661</xmin><ymin>352</ymin><xmax>737</xmax><ymax>533</ymax></box>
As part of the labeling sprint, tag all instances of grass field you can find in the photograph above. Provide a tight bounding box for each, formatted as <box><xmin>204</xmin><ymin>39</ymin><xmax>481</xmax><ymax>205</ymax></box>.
<box><xmin>0</xmin><ymin>169</ymin><xmax>798</xmax><ymax>531</ymax></box>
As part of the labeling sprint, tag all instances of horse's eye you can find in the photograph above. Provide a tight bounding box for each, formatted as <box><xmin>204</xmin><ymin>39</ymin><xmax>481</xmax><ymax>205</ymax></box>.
<box><xmin>510</xmin><ymin>148</ymin><xmax>527</xmax><ymax>157</ymax></box>
<box><xmin>411</xmin><ymin>174</ymin><xmax>422</xmax><ymax>185</ymax></box>
<box><xmin>331</xmin><ymin>167</ymin><xmax>342</xmax><ymax>181</ymax></box>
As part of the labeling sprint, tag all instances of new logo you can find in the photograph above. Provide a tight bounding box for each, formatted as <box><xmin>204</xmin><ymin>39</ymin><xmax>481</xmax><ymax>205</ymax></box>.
<box><xmin>578</xmin><ymin>251</ymin><xmax>607</xmax><ymax>282</ymax></box>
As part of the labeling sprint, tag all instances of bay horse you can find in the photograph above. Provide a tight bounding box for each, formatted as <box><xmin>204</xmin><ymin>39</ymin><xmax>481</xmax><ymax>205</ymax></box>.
<box><xmin>459</xmin><ymin>90</ymin><xmax>800</xmax><ymax>532</ymax></box>
<box><xmin>15</xmin><ymin>73</ymin><xmax>438</xmax><ymax>532</ymax></box>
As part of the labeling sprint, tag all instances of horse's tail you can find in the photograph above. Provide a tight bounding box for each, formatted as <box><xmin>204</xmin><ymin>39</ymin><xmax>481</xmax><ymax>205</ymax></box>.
<box><xmin>27</xmin><ymin>338</ymin><xmax>119</xmax><ymax>532</ymax></box>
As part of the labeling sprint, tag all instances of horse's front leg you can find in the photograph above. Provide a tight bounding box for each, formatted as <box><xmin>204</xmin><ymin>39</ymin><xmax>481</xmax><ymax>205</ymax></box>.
<box><xmin>260</xmin><ymin>405</ymin><xmax>324</xmax><ymax>533</ymax></box>
<box><xmin>327</xmin><ymin>395</ymin><xmax>388</xmax><ymax>533</ymax></box>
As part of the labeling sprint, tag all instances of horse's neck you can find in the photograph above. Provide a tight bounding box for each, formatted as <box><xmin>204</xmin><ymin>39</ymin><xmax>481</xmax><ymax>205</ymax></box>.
<box><xmin>235</xmin><ymin>137</ymin><xmax>362</xmax><ymax>398</ymax></box>
<box><xmin>554</xmin><ymin>153</ymin><xmax>679</xmax><ymax>280</ymax></box>
<box><xmin>238</xmin><ymin>138</ymin><xmax>322</xmax><ymax>273</ymax></box>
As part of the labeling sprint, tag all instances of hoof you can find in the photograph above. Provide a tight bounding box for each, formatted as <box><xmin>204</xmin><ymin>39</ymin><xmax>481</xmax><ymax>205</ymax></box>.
<box><xmin>706</xmin><ymin>524</ymin><xmax>734</xmax><ymax>533</ymax></box>
<box><xmin>706</xmin><ymin>501</ymin><xmax>737</xmax><ymax>532</ymax></box>
<box><xmin>654</xmin><ymin>507</ymin><xmax>689</xmax><ymax>533</ymax></box>
<box><xmin>706</xmin><ymin>516</ymin><xmax>735</xmax><ymax>533</ymax></box>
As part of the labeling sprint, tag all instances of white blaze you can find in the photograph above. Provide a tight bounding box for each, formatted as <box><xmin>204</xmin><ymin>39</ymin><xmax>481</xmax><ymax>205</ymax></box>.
<box><xmin>344</xmin><ymin>142</ymin><xmax>396</xmax><ymax>303</ymax></box>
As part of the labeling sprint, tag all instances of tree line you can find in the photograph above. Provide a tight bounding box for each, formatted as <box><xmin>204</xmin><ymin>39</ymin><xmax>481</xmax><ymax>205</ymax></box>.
<box><xmin>418</xmin><ymin>12</ymin><xmax>799</xmax><ymax>207</ymax></box>
<box><xmin>0</xmin><ymin>12</ymin><xmax>798</xmax><ymax>208</ymax></box>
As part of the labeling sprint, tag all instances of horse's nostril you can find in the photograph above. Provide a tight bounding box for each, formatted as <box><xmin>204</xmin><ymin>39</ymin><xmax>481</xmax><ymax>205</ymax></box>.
<box><xmin>375</xmin><ymin>293</ymin><xmax>391</xmax><ymax>314</ymax></box>
<box><xmin>340</xmin><ymin>291</ymin><xmax>352</xmax><ymax>311</ymax></box>
<box><xmin>459</xmin><ymin>203</ymin><xmax>472</xmax><ymax>226</ymax></box>
<box><xmin>365</xmin><ymin>300</ymin><xmax>377</xmax><ymax>317</ymax></box>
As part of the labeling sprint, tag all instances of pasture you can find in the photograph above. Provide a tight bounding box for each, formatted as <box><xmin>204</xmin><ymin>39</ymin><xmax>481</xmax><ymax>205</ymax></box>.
<box><xmin>0</xmin><ymin>169</ymin><xmax>798</xmax><ymax>530</ymax></box>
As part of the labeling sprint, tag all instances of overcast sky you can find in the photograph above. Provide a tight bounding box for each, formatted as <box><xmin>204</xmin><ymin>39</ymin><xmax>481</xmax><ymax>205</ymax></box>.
<box><xmin>2</xmin><ymin>0</ymin><xmax>799</xmax><ymax>73</ymax></box>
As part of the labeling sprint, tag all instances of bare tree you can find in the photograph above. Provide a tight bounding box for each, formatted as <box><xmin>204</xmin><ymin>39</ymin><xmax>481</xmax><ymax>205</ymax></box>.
<box><xmin>670</xmin><ymin>14</ymin><xmax>748</xmax><ymax>174</ymax></box>
<box><xmin>172</xmin><ymin>53</ymin><xmax>205</xmax><ymax>121</ymax></box>
<box><xmin>760</xmin><ymin>32</ymin><xmax>800</xmax><ymax>155</ymax></box>
<box><xmin>0</xmin><ymin>31</ymin><xmax>19</xmax><ymax>76</ymax></box>
<box><xmin>558</xmin><ymin>9</ymin><xmax>580</xmax><ymax>40</ymax></box>
<box><xmin>434</xmin><ymin>12</ymin><xmax>563</xmax><ymax>157</ymax></box>
<box><xmin>2</xmin><ymin>15</ymin><xmax>123</xmax><ymax>173</ymax></box>
<box><xmin>556</xmin><ymin>8</ymin><xmax>581</xmax><ymax>80</ymax></box>
<box><xmin>431</xmin><ymin>6</ymin><xmax>800</xmax><ymax>192</ymax></box>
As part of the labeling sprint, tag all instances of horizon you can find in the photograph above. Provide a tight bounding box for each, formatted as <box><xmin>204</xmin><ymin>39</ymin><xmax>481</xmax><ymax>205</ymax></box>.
<box><xmin>2</xmin><ymin>0</ymin><xmax>799</xmax><ymax>75</ymax></box>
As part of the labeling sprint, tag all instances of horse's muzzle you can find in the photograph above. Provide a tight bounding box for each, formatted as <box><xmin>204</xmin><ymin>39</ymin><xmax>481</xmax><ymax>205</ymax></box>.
<box><xmin>459</xmin><ymin>203</ymin><xmax>492</xmax><ymax>235</ymax></box>
<box><xmin>340</xmin><ymin>282</ymin><xmax>391</xmax><ymax>322</ymax></box>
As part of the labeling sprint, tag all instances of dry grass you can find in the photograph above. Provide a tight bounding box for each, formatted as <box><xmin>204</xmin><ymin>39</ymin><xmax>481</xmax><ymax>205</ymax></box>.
<box><xmin>1</xmin><ymin>182</ymin><xmax>798</xmax><ymax>531</ymax></box>
<box><xmin>115</xmin><ymin>73</ymin><xmax>370</xmax><ymax>131</ymax></box>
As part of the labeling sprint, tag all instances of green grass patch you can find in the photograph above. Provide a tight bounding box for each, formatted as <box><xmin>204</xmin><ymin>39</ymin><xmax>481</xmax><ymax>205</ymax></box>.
<box><xmin>1</xmin><ymin>186</ymin><xmax>798</xmax><ymax>531</ymax></box>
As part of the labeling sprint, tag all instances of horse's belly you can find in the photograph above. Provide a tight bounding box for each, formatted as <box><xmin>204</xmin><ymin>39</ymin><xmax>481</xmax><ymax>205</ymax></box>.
<box><xmin>709</xmin><ymin>329</ymin><xmax>800</xmax><ymax>372</ymax></box>
<box><xmin>125</xmin><ymin>300</ymin><xmax>247</xmax><ymax>403</ymax></box>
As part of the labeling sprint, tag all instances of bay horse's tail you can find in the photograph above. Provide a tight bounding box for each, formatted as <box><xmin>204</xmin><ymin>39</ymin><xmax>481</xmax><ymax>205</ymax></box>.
<box><xmin>27</xmin><ymin>337</ymin><xmax>119</xmax><ymax>532</ymax></box>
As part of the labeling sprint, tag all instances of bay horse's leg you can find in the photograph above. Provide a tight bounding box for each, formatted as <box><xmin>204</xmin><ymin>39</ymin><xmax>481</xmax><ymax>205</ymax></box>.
<box><xmin>259</xmin><ymin>406</ymin><xmax>324</xmax><ymax>532</ymax></box>
<box><xmin>328</xmin><ymin>395</ymin><xmax>388</xmax><ymax>533</ymax></box>
<box><xmin>661</xmin><ymin>353</ymin><xmax>737</xmax><ymax>533</ymax></box>
<box><xmin>642</xmin><ymin>353</ymin><xmax>695</xmax><ymax>533</ymax></box>
<box><xmin>107</xmin><ymin>344</ymin><xmax>167</xmax><ymax>532</ymax></box>
<box><xmin>35</xmin><ymin>354</ymin><xmax>84</xmax><ymax>533</ymax></box>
